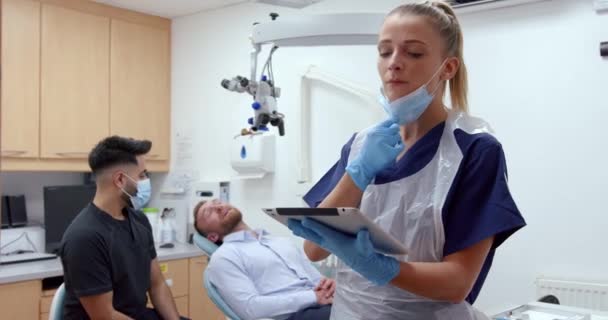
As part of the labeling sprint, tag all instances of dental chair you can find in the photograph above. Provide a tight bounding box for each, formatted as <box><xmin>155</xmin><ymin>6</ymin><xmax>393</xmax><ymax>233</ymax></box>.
<box><xmin>192</xmin><ymin>232</ymin><xmax>336</xmax><ymax>320</ymax></box>
<box><xmin>193</xmin><ymin>233</ymin><xmax>242</xmax><ymax>320</ymax></box>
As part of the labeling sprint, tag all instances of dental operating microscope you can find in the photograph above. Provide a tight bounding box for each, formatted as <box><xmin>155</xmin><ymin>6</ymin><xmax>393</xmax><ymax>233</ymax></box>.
<box><xmin>221</xmin><ymin>14</ymin><xmax>285</xmax><ymax>136</ymax></box>
<box><xmin>219</xmin><ymin>12</ymin><xmax>386</xmax><ymax>137</ymax></box>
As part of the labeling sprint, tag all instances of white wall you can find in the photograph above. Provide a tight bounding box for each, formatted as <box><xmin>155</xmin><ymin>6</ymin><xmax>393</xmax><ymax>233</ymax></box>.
<box><xmin>171</xmin><ymin>0</ymin><xmax>405</xmax><ymax>238</ymax></box>
<box><xmin>171</xmin><ymin>0</ymin><xmax>608</xmax><ymax>314</ymax></box>
<box><xmin>458</xmin><ymin>0</ymin><xmax>608</xmax><ymax>313</ymax></box>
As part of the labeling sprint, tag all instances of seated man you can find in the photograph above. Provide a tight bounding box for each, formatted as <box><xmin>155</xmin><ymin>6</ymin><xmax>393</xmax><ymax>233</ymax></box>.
<box><xmin>60</xmin><ymin>136</ymin><xmax>188</xmax><ymax>320</ymax></box>
<box><xmin>193</xmin><ymin>199</ymin><xmax>334</xmax><ymax>320</ymax></box>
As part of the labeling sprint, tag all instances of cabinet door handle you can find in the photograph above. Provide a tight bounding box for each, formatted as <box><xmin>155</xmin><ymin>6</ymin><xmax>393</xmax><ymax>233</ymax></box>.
<box><xmin>146</xmin><ymin>154</ymin><xmax>161</xmax><ymax>159</ymax></box>
<box><xmin>1</xmin><ymin>150</ymin><xmax>27</xmax><ymax>156</ymax></box>
<box><xmin>55</xmin><ymin>152</ymin><xmax>88</xmax><ymax>158</ymax></box>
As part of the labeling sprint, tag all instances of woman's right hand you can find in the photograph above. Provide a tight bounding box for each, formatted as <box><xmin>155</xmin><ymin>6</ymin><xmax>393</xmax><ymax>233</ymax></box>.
<box><xmin>345</xmin><ymin>119</ymin><xmax>404</xmax><ymax>191</ymax></box>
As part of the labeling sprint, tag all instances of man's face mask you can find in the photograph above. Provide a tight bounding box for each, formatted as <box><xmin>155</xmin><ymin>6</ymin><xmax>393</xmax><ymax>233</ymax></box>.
<box><xmin>119</xmin><ymin>173</ymin><xmax>151</xmax><ymax>210</ymax></box>
<box><xmin>379</xmin><ymin>59</ymin><xmax>447</xmax><ymax>125</ymax></box>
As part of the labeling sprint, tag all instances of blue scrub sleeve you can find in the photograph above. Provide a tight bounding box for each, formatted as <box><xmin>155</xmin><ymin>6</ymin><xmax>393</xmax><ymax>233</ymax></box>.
<box><xmin>443</xmin><ymin>142</ymin><xmax>526</xmax><ymax>256</ymax></box>
<box><xmin>303</xmin><ymin>134</ymin><xmax>356</xmax><ymax>208</ymax></box>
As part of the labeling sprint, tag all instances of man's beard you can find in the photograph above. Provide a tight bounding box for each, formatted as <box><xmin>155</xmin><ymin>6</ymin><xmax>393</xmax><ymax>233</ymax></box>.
<box><xmin>122</xmin><ymin>194</ymin><xmax>132</xmax><ymax>208</ymax></box>
<box><xmin>221</xmin><ymin>209</ymin><xmax>243</xmax><ymax>234</ymax></box>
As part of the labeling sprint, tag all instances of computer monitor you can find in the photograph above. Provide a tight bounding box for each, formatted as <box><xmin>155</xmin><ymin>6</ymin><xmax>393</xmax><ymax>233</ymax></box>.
<box><xmin>43</xmin><ymin>184</ymin><xmax>96</xmax><ymax>254</ymax></box>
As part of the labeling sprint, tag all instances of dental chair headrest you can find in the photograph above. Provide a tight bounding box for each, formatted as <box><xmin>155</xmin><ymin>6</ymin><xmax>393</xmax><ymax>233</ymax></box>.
<box><xmin>193</xmin><ymin>232</ymin><xmax>219</xmax><ymax>256</ymax></box>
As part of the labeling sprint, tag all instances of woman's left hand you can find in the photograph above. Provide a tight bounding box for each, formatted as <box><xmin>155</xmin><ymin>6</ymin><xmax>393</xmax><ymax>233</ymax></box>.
<box><xmin>288</xmin><ymin>218</ymin><xmax>400</xmax><ymax>286</ymax></box>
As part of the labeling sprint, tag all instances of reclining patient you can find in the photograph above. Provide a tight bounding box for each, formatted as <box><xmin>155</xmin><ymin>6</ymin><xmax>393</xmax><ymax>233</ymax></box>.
<box><xmin>193</xmin><ymin>199</ymin><xmax>334</xmax><ymax>320</ymax></box>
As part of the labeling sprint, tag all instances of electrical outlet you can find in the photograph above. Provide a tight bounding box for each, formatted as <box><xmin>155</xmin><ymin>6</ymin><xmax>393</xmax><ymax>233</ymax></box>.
<box><xmin>595</xmin><ymin>0</ymin><xmax>608</xmax><ymax>12</ymax></box>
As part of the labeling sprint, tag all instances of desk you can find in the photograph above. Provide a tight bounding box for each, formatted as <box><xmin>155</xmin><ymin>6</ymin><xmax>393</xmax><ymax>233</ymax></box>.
<box><xmin>0</xmin><ymin>243</ymin><xmax>224</xmax><ymax>320</ymax></box>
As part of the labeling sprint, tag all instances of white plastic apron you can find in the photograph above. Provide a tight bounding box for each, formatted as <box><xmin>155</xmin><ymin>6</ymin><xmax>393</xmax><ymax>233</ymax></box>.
<box><xmin>330</xmin><ymin>111</ymin><xmax>493</xmax><ymax>320</ymax></box>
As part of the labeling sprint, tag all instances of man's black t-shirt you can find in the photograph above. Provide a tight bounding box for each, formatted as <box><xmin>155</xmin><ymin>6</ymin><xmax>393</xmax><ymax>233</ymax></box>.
<box><xmin>60</xmin><ymin>203</ymin><xmax>157</xmax><ymax>319</ymax></box>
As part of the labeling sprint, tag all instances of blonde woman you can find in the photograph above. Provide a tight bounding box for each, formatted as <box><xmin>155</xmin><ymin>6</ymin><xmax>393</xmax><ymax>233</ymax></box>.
<box><xmin>288</xmin><ymin>1</ymin><xmax>526</xmax><ymax>319</ymax></box>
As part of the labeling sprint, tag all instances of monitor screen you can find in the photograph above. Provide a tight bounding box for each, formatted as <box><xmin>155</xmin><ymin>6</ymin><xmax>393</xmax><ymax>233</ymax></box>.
<box><xmin>44</xmin><ymin>184</ymin><xmax>96</xmax><ymax>254</ymax></box>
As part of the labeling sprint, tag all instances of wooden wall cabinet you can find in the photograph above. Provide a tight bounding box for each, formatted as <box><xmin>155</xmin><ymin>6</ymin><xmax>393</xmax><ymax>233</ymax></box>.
<box><xmin>1</xmin><ymin>0</ymin><xmax>41</xmax><ymax>159</ymax></box>
<box><xmin>40</xmin><ymin>4</ymin><xmax>110</xmax><ymax>160</ymax></box>
<box><xmin>0</xmin><ymin>0</ymin><xmax>171</xmax><ymax>172</ymax></box>
<box><xmin>111</xmin><ymin>20</ymin><xmax>171</xmax><ymax>161</ymax></box>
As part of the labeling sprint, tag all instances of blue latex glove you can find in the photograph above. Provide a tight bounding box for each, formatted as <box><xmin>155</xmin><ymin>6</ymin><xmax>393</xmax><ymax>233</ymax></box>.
<box><xmin>345</xmin><ymin>119</ymin><xmax>404</xmax><ymax>191</ymax></box>
<box><xmin>288</xmin><ymin>218</ymin><xmax>400</xmax><ymax>286</ymax></box>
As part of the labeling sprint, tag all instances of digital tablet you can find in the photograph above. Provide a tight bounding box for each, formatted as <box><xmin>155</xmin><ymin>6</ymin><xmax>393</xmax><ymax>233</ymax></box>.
<box><xmin>262</xmin><ymin>207</ymin><xmax>408</xmax><ymax>255</ymax></box>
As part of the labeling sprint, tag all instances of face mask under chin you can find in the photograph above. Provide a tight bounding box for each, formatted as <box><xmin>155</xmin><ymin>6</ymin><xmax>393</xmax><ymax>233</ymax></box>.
<box><xmin>379</xmin><ymin>60</ymin><xmax>447</xmax><ymax>125</ymax></box>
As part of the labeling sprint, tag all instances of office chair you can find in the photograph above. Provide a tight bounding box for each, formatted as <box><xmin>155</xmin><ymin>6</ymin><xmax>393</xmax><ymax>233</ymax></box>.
<box><xmin>48</xmin><ymin>283</ymin><xmax>65</xmax><ymax>320</ymax></box>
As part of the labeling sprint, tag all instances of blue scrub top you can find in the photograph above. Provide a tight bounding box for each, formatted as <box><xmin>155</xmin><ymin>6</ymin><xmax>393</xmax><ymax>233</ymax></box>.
<box><xmin>303</xmin><ymin>121</ymin><xmax>526</xmax><ymax>304</ymax></box>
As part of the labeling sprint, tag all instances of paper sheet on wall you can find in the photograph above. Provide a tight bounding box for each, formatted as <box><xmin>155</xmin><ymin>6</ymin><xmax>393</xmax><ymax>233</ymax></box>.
<box><xmin>175</xmin><ymin>130</ymin><xmax>194</xmax><ymax>169</ymax></box>
<box><xmin>160</xmin><ymin>130</ymin><xmax>199</xmax><ymax>196</ymax></box>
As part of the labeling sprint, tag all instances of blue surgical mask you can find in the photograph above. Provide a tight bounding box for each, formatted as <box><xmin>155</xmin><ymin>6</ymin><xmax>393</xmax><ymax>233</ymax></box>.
<box><xmin>120</xmin><ymin>174</ymin><xmax>151</xmax><ymax>210</ymax></box>
<box><xmin>379</xmin><ymin>60</ymin><xmax>446</xmax><ymax>125</ymax></box>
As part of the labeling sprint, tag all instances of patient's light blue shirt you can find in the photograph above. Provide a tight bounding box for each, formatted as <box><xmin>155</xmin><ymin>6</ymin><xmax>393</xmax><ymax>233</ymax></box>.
<box><xmin>206</xmin><ymin>229</ymin><xmax>323</xmax><ymax>320</ymax></box>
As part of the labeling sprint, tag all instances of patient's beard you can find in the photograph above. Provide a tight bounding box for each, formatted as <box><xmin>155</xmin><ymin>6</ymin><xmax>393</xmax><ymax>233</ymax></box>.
<box><xmin>222</xmin><ymin>209</ymin><xmax>243</xmax><ymax>234</ymax></box>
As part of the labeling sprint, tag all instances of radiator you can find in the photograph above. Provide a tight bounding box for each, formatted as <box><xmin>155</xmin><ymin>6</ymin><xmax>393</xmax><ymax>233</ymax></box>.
<box><xmin>536</xmin><ymin>277</ymin><xmax>608</xmax><ymax>311</ymax></box>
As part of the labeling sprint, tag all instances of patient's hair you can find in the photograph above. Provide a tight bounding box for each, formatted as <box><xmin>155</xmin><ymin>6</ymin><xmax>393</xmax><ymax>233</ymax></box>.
<box><xmin>88</xmin><ymin>136</ymin><xmax>152</xmax><ymax>174</ymax></box>
<box><xmin>193</xmin><ymin>200</ymin><xmax>223</xmax><ymax>246</ymax></box>
<box><xmin>193</xmin><ymin>200</ymin><xmax>207</xmax><ymax>236</ymax></box>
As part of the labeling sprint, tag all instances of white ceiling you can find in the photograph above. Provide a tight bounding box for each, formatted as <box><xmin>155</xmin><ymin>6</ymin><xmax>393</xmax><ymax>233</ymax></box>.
<box><xmin>92</xmin><ymin>0</ymin><xmax>248</xmax><ymax>18</ymax></box>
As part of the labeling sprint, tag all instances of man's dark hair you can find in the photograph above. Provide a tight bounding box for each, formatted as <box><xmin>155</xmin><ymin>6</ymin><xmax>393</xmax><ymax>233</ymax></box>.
<box><xmin>88</xmin><ymin>136</ymin><xmax>152</xmax><ymax>174</ymax></box>
<box><xmin>193</xmin><ymin>200</ymin><xmax>222</xmax><ymax>246</ymax></box>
